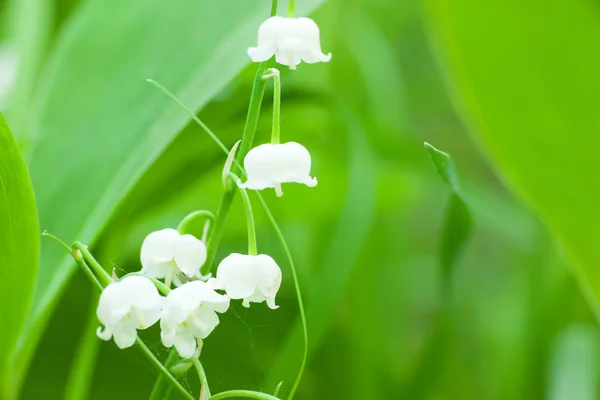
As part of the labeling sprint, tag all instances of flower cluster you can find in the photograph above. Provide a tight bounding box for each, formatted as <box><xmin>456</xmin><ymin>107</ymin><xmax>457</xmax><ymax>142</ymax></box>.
<box><xmin>96</xmin><ymin>228</ymin><xmax>284</xmax><ymax>358</ymax></box>
<box><xmin>95</xmin><ymin>11</ymin><xmax>329</xmax><ymax>366</ymax></box>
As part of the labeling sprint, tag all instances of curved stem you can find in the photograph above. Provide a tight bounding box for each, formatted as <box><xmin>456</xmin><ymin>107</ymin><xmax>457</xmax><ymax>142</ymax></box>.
<box><xmin>177</xmin><ymin>210</ymin><xmax>216</xmax><ymax>235</ymax></box>
<box><xmin>136</xmin><ymin>339</ymin><xmax>195</xmax><ymax>400</ymax></box>
<box><xmin>72</xmin><ymin>242</ymin><xmax>112</xmax><ymax>286</ymax></box>
<box><xmin>270</xmin><ymin>0</ymin><xmax>279</xmax><ymax>16</ymax></box>
<box><xmin>229</xmin><ymin>172</ymin><xmax>257</xmax><ymax>256</ymax></box>
<box><xmin>256</xmin><ymin>193</ymin><xmax>308</xmax><ymax>400</ymax></box>
<box><xmin>202</xmin><ymin>62</ymin><xmax>267</xmax><ymax>274</ymax></box>
<box><xmin>146</xmin><ymin>79</ymin><xmax>229</xmax><ymax>156</ymax></box>
<box><xmin>209</xmin><ymin>390</ymin><xmax>280</xmax><ymax>400</ymax></box>
<box><xmin>262</xmin><ymin>69</ymin><xmax>281</xmax><ymax>144</ymax></box>
<box><xmin>191</xmin><ymin>357</ymin><xmax>211</xmax><ymax>398</ymax></box>
<box><xmin>149</xmin><ymin>349</ymin><xmax>178</xmax><ymax>400</ymax></box>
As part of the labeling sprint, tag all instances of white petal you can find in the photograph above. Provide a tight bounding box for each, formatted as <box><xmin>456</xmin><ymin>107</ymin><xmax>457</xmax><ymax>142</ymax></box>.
<box><xmin>172</xmin><ymin>234</ymin><xmax>207</xmax><ymax>278</ymax></box>
<box><xmin>266</xmin><ymin>296</ymin><xmax>279</xmax><ymax>310</ymax></box>
<box><xmin>140</xmin><ymin>228</ymin><xmax>180</xmax><ymax>277</ymax></box>
<box><xmin>248</xmin><ymin>47</ymin><xmax>274</xmax><ymax>62</ymax></box>
<box><xmin>96</xmin><ymin>326</ymin><xmax>112</xmax><ymax>341</ymax></box>
<box><xmin>241</xmin><ymin>142</ymin><xmax>317</xmax><ymax>191</ymax></box>
<box><xmin>299</xmin><ymin>50</ymin><xmax>332</xmax><ymax>64</ymax></box>
<box><xmin>174</xmin><ymin>333</ymin><xmax>197</xmax><ymax>359</ymax></box>
<box><xmin>215</xmin><ymin>253</ymin><xmax>260</xmax><ymax>299</ymax></box>
<box><xmin>124</xmin><ymin>276</ymin><xmax>164</xmax><ymax>313</ymax></box>
<box><xmin>215</xmin><ymin>253</ymin><xmax>282</xmax><ymax>308</ymax></box>
<box><xmin>112</xmin><ymin>324</ymin><xmax>138</xmax><ymax>349</ymax></box>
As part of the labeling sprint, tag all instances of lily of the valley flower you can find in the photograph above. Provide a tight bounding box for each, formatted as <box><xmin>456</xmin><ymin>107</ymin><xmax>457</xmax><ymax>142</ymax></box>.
<box><xmin>96</xmin><ymin>276</ymin><xmax>163</xmax><ymax>349</ymax></box>
<box><xmin>240</xmin><ymin>142</ymin><xmax>317</xmax><ymax>196</ymax></box>
<box><xmin>248</xmin><ymin>16</ymin><xmax>331</xmax><ymax>69</ymax></box>
<box><xmin>141</xmin><ymin>228</ymin><xmax>207</xmax><ymax>285</ymax></box>
<box><xmin>211</xmin><ymin>253</ymin><xmax>282</xmax><ymax>309</ymax></box>
<box><xmin>160</xmin><ymin>281</ymin><xmax>230</xmax><ymax>358</ymax></box>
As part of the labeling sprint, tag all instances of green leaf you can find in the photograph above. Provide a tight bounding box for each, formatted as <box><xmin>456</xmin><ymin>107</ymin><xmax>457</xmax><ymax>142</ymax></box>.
<box><xmin>548</xmin><ymin>324</ymin><xmax>599</xmax><ymax>400</ymax></box>
<box><xmin>0</xmin><ymin>112</ymin><xmax>38</xmax><ymax>399</ymax></box>
<box><xmin>421</xmin><ymin>0</ymin><xmax>600</xmax><ymax>314</ymax></box>
<box><xmin>266</xmin><ymin>107</ymin><xmax>378</xmax><ymax>390</ymax></box>
<box><xmin>424</xmin><ymin>142</ymin><xmax>473</xmax><ymax>280</ymax></box>
<box><xmin>14</xmin><ymin>0</ymin><xmax>324</xmax><ymax>392</ymax></box>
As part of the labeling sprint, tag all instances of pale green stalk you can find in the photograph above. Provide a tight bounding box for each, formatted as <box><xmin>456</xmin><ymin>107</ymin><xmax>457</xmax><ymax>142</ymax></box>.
<box><xmin>287</xmin><ymin>0</ymin><xmax>295</xmax><ymax>17</ymax></box>
<box><xmin>192</xmin><ymin>357</ymin><xmax>211</xmax><ymax>397</ymax></box>
<box><xmin>263</xmin><ymin>69</ymin><xmax>281</xmax><ymax>144</ymax></box>
<box><xmin>177</xmin><ymin>210</ymin><xmax>215</xmax><ymax>235</ymax></box>
<box><xmin>256</xmin><ymin>194</ymin><xmax>308</xmax><ymax>400</ymax></box>
<box><xmin>148</xmin><ymin>349</ymin><xmax>178</xmax><ymax>400</ymax></box>
<box><xmin>47</xmin><ymin>239</ymin><xmax>192</xmax><ymax>399</ymax></box>
<box><xmin>229</xmin><ymin>172</ymin><xmax>258</xmax><ymax>255</ymax></box>
<box><xmin>203</xmin><ymin>62</ymin><xmax>267</xmax><ymax>274</ymax></box>
<box><xmin>147</xmin><ymin>82</ymin><xmax>309</xmax><ymax>399</ymax></box>
<box><xmin>209</xmin><ymin>390</ymin><xmax>281</xmax><ymax>400</ymax></box>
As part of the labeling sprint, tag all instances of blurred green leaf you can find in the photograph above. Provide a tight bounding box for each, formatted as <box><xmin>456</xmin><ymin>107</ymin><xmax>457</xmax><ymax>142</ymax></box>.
<box><xmin>0</xmin><ymin>112</ymin><xmax>38</xmax><ymax>399</ymax></box>
<box><xmin>64</xmin><ymin>293</ymin><xmax>100</xmax><ymax>400</ymax></box>
<box><xmin>14</xmin><ymin>0</ymin><xmax>324</xmax><ymax>393</ymax></box>
<box><xmin>5</xmin><ymin>0</ymin><xmax>52</xmax><ymax>145</ymax></box>
<box><xmin>548</xmin><ymin>324</ymin><xmax>599</xmax><ymax>400</ymax></box>
<box><xmin>425</xmin><ymin>142</ymin><xmax>472</xmax><ymax>280</ymax></box>
<box><xmin>266</xmin><ymin>106</ymin><xmax>378</xmax><ymax>392</ymax></box>
<box><xmin>422</xmin><ymin>0</ymin><xmax>600</xmax><ymax>314</ymax></box>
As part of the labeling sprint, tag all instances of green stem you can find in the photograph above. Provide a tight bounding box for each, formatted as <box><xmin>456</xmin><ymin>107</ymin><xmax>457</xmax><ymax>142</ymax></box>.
<box><xmin>263</xmin><ymin>69</ymin><xmax>281</xmax><ymax>144</ymax></box>
<box><xmin>192</xmin><ymin>357</ymin><xmax>211</xmax><ymax>397</ymax></box>
<box><xmin>209</xmin><ymin>390</ymin><xmax>280</xmax><ymax>400</ymax></box>
<box><xmin>177</xmin><ymin>210</ymin><xmax>216</xmax><ymax>235</ymax></box>
<box><xmin>287</xmin><ymin>0</ymin><xmax>295</xmax><ymax>17</ymax></box>
<box><xmin>72</xmin><ymin>242</ymin><xmax>112</xmax><ymax>287</ymax></box>
<box><xmin>136</xmin><ymin>339</ymin><xmax>195</xmax><ymax>400</ymax></box>
<box><xmin>256</xmin><ymin>193</ymin><xmax>308</xmax><ymax>400</ymax></box>
<box><xmin>146</xmin><ymin>79</ymin><xmax>230</xmax><ymax>156</ymax></box>
<box><xmin>271</xmin><ymin>0</ymin><xmax>279</xmax><ymax>16</ymax></box>
<box><xmin>57</xmin><ymin>240</ymin><xmax>192</xmax><ymax>400</ymax></box>
<box><xmin>202</xmin><ymin>63</ymin><xmax>267</xmax><ymax>274</ymax></box>
<box><xmin>229</xmin><ymin>172</ymin><xmax>258</xmax><ymax>255</ymax></box>
<box><xmin>149</xmin><ymin>349</ymin><xmax>179</xmax><ymax>400</ymax></box>
<box><xmin>43</xmin><ymin>232</ymin><xmax>103</xmax><ymax>290</ymax></box>
<box><xmin>147</xmin><ymin>73</ymin><xmax>309</xmax><ymax>398</ymax></box>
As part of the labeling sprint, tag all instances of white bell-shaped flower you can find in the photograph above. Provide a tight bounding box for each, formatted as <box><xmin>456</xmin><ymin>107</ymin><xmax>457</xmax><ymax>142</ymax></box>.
<box><xmin>240</xmin><ymin>142</ymin><xmax>317</xmax><ymax>196</ymax></box>
<box><xmin>248</xmin><ymin>16</ymin><xmax>332</xmax><ymax>69</ymax></box>
<box><xmin>160</xmin><ymin>281</ymin><xmax>230</xmax><ymax>358</ymax></box>
<box><xmin>211</xmin><ymin>253</ymin><xmax>282</xmax><ymax>309</ymax></box>
<box><xmin>140</xmin><ymin>228</ymin><xmax>207</xmax><ymax>284</ymax></box>
<box><xmin>96</xmin><ymin>276</ymin><xmax>164</xmax><ymax>349</ymax></box>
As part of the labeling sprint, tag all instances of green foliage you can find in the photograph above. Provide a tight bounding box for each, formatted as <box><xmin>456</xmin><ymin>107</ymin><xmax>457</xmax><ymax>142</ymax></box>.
<box><xmin>422</xmin><ymin>0</ymin><xmax>600</xmax><ymax>315</ymax></box>
<box><xmin>424</xmin><ymin>142</ymin><xmax>473</xmax><ymax>281</ymax></box>
<box><xmin>14</xmin><ymin>0</ymin><xmax>325</xmax><ymax>393</ymax></box>
<box><xmin>0</xmin><ymin>113</ymin><xmax>38</xmax><ymax>399</ymax></box>
<box><xmin>2</xmin><ymin>0</ymin><xmax>600</xmax><ymax>398</ymax></box>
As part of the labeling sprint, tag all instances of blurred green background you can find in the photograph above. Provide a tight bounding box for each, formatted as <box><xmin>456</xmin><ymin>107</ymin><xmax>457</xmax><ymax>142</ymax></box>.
<box><xmin>1</xmin><ymin>0</ymin><xmax>600</xmax><ymax>399</ymax></box>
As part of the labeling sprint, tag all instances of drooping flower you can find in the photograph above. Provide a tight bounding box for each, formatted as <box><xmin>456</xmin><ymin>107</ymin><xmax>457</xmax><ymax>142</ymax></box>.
<box><xmin>248</xmin><ymin>16</ymin><xmax>332</xmax><ymax>69</ymax></box>
<box><xmin>140</xmin><ymin>228</ymin><xmax>208</xmax><ymax>285</ymax></box>
<box><xmin>160</xmin><ymin>281</ymin><xmax>230</xmax><ymax>358</ymax></box>
<box><xmin>96</xmin><ymin>276</ymin><xmax>164</xmax><ymax>349</ymax></box>
<box><xmin>239</xmin><ymin>142</ymin><xmax>317</xmax><ymax>196</ymax></box>
<box><xmin>211</xmin><ymin>253</ymin><xmax>282</xmax><ymax>309</ymax></box>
